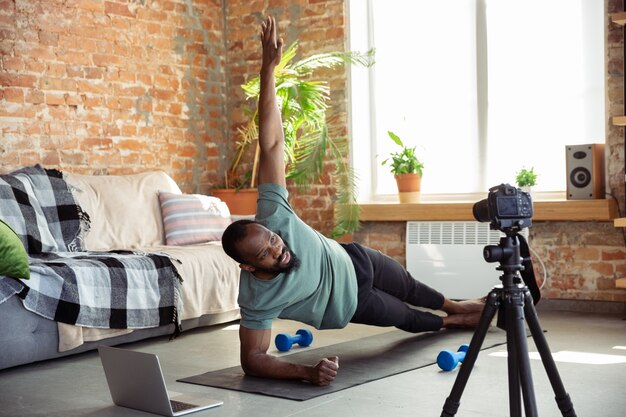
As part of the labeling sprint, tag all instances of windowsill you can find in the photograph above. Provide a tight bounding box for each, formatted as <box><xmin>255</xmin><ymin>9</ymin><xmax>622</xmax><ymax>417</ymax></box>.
<box><xmin>358</xmin><ymin>192</ymin><xmax>619</xmax><ymax>222</ymax></box>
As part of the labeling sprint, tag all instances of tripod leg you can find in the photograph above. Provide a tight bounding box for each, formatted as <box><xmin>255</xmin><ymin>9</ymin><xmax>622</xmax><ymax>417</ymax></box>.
<box><xmin>441</xmin><ymin>290</ymin><xmax>500</xmax><ymax>417</ymax></box>
<box><xmin>523</xmin><ymin>290</ymin><xmax>577</xmax><ymax>417</ymax></box>
<box><xmin>506</xmin><ymin>289</ymin><xmax>539</xmax><ymax>417</ymax></box>
<box><xmin>505</xmin><ymin>301</ymin><xmax>522</xmax><ymax>417</ymax></box>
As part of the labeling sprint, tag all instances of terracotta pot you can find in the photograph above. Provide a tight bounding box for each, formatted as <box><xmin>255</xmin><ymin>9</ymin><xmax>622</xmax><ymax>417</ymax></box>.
<box><xmin>210</xmin><ymin>188</ymin><xmax>258</xmax><ymax>216</ymax></box>
<box><xmin>395</xmin><ymin>173</ymin><xmax>422</xmax><ymax>203</ymax></box>
<box><xmin>395</xmin><ymin>173</ymin><xmax>422</xmax><ymax>192</ymax></box>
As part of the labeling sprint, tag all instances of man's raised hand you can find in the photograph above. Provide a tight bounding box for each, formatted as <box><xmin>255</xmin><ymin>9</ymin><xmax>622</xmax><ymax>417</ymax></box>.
<box><xmin>260</xmin><ymin>15</ymin><xmax>283</xmax><ymax>70</ymax></box>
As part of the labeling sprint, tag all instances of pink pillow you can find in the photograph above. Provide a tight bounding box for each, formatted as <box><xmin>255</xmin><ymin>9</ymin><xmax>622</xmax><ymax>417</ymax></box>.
<box><xmin>158</xmin><ymin>192</ymin><xmax>232</xmax><ymax>245</ymax></box>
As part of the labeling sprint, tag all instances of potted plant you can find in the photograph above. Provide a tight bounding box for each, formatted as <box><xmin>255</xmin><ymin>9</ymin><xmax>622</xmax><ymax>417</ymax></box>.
<box><xmin>515</xmin><ymin>167</ymin><xmax>538</xmax><ymax>193</ymax></box>
<box><xmin>214</xmin><ymin>41</ymin><xmax>374</xmax><ymax>237</ymax></box>
<box><xmin>382</xmin><ymin>131</ymin><xmax>424</xmax><ymax>202</ymax></box>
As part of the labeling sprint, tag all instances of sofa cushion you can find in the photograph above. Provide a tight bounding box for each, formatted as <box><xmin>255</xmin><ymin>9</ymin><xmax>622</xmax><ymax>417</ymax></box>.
<box><xmin>65</xmin><ymin>171</ymin><xmax>181</xmax><ymax>250</ymax></box>
<box><xmin>0</xmin><ymin>219</ymin><xmax>30</xmax><ymax>280</ymax></box>
<box><xmin>141</xmin><ymin>243</ymin><xmax>240</xmax><ymax>319</ymax></box>
<box><xmin>158</xmin><ymin>191</ymin><xmax>231</xmax><ymax>245</ymax></box>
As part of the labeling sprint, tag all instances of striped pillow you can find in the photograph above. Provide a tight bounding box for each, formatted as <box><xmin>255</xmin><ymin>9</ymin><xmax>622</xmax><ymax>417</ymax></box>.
<box><xmin>158</xmin><ymin>191</ymin><xmax>232</xmax><ymax>246</ymax></box>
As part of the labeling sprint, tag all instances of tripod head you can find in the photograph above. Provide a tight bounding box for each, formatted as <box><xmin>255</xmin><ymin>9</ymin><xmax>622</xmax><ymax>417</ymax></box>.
<box><xmin>483</xmin><ymin>231</ymin><xmax>525</xmax><ymax>288</ymax></box>
<box><xmin>482</xmin><ymin>229</ymin><xmax>541</xmax><ymax>304</ymax></box>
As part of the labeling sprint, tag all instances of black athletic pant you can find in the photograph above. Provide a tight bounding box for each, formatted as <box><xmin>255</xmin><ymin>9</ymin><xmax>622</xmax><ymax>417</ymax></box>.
<box><xmin>340</xmin><ymin>242</ymin><xmax>445</xmax><ymax>333</ymax></box>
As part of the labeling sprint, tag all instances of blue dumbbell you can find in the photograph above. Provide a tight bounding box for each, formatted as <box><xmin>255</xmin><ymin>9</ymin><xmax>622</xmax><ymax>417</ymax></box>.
<box><xmin>437</xmin><ymin>344</ymin><xmax>469</xmax><ymax>371</ymax></box>
<box><xmin>275</xmin><ymin>329</ymin><xmax>313</xmax><ymax>352</ymax></box>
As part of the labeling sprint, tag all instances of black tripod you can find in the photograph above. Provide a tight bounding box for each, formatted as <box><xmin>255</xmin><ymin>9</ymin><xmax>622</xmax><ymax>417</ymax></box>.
<box><xmin>440</xmin><ymin>232</ymin><xmax>577</xmax><ymax>417</ymax></box>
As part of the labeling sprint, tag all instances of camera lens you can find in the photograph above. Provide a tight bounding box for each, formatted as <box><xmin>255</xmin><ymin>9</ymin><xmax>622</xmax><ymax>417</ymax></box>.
<box><xmin>472</xmin><ymin>199</ymin><xmax>491</xmax><ymax>223</ymax></box>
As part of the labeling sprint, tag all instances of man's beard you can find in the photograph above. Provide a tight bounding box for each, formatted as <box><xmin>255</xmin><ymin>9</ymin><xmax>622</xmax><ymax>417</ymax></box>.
<box><xmin>257</xmin><ymin>246</ymin><xmax>301</xmax><ymax>275</ymax></box>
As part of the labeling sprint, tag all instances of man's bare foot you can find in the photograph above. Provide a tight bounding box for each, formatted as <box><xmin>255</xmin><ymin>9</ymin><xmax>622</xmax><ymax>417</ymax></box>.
<box><xmin>441</xmin><ymin>297</ymin><xmax>486</xmax><ymax>315</ymax></box>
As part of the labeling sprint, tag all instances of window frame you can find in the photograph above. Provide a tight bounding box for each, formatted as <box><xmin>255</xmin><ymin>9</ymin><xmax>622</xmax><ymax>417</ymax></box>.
<box><xmin>347</xmin><ymin>0</ymin><xmax>606</xmax><ymax>202</ymax></box>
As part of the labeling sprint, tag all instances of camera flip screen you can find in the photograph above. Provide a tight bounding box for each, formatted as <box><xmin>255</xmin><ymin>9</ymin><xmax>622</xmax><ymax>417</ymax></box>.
<box><xmin>496</xmin><ymin>197</ymin><xmax>519</xmax><ymax>216</ymax></box>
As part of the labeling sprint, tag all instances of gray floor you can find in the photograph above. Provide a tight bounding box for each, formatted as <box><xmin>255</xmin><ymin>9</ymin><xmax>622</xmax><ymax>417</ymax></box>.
<box><xmin>1</xmin><ymin>307</ymin><xmax>625</xmax><ymax>417</ymax></box>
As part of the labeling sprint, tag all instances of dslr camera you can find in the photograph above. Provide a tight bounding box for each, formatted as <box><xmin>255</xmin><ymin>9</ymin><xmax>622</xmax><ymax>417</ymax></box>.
<box><xmin>472</xmin><ymin>183</ymin><xmax>533</xmax><ymax>232</ymax></box>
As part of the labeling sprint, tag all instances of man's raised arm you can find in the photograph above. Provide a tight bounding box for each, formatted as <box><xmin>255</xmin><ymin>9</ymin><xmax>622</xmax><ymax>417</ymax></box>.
<box><xmin>257</xmin><ymin>15</ymin><xmax>286</xmax><ymax>188</ymax></box>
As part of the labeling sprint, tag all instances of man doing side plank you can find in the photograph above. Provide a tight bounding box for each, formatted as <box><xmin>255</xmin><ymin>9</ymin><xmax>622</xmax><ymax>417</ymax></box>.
<box><xmin>221</xmin><ymin>15</ymin><xmax>484</xmax><ymax>386</ymax></box>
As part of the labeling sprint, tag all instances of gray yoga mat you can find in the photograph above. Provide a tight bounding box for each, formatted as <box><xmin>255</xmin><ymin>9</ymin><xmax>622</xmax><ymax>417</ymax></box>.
<box><xmin>178</xmin><ymin>327</ymin><xmax>509</xmax><ymax>401</ymax></box>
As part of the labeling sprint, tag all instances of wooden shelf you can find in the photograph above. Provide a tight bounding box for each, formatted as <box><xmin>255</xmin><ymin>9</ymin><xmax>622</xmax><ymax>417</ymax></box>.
<box><xmin>614</xmin><ymin>217</ymin><xmax>626</xmax><ymax>227</ymax></box>
<box><xmin>612</xmin><ymin>116</ymin><xmax>626</xmax><ymax>126</ymax></box>
<box><xmin>359</xmin><ymin>198</ymin><xmax>618</xmax><ymax>222</ymax></box>
<box><xmin>612</xmin><ymin>12</ymin><xmax>626</xmax><ymax>26</ymax></box>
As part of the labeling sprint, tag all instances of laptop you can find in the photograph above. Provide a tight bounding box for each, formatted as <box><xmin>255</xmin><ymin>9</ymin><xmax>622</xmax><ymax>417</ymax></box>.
<box><xmin>98</xmin><ymin>345</ymin><xmax>223</xmax><ymax>416</ymax></box>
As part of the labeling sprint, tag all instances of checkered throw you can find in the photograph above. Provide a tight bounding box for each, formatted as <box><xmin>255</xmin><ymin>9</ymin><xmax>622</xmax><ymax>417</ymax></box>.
<box><xmin>1</xmin><ymin>251</ymin><xmax>182</xmax><ymax>330</ymax></box>
<box><xmin>0</xmin><ymin>164</ymin><xmax>89</xmax><ymax>253</ymax></box>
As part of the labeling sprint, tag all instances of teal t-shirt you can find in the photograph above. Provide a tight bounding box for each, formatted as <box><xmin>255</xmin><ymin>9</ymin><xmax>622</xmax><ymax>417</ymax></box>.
<box><xmin>237</xmin><ymin>183</ymin><xmax>358</xmax><ymax>330</ymax></box>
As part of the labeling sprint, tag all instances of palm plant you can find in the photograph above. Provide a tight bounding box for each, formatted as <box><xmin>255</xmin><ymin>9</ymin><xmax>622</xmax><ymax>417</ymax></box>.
<box><xmin>227</xmin><ymin>42</ymin><xmax>375</xmax><ymax>238</ymax></box>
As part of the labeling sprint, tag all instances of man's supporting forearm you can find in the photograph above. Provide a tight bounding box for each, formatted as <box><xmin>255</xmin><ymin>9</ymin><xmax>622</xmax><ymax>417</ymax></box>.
<box><xmin>242</xmin><ymin>352</ymin><xmax>312</xmax><ymax>381</ymax></box>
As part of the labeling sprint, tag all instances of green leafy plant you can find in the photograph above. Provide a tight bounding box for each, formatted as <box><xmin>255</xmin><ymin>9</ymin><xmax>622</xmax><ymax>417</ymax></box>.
<box><xmin>227</xmin><ymin>41</ymin><xmax>375</xmax><ymax>238</ymax></box>
<box><xmin>515</xmin><ymin>167</ymin><xmax>538</xmax><ymax>187</ymax></box>
<box><xmin>381</xmin><ymin>131</ymin><xmax>424</xmax><ymax>176</ymax></box>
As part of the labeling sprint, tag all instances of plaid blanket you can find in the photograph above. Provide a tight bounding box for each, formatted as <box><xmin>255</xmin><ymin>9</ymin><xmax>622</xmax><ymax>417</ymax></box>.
<box><xmin>0</xmin><ymin>251</ymin><xmax>182</xmax><ymax>330</ymax></box>
<box><xmin>0</xmin><ymin>164</ymin><xmax>89</xmax><ymax>253</ymax></box>
<box><xmin>0</xmin><ymin>165</ymin><xmax>182</xmax><ymax>332</ymax></box>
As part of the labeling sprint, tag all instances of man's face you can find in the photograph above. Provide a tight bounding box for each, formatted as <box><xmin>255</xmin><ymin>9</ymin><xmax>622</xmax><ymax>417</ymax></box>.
<box><xmin>236</xmin><ymin>223</ymin><xmax>299</xmax><ymax>279</ymax></box>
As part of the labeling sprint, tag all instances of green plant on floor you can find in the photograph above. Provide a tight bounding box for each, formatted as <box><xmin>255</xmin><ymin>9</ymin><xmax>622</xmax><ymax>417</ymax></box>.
<box><xmin>227</xmin><ymin>41</ymin><xmax>375</xmax><ymax>238</ymax></box>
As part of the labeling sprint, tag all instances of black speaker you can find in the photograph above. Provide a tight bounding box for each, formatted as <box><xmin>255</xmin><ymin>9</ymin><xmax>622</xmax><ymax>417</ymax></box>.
<box><xmin>565</xmin><ymin>144</ymin><xmax>605</xmax><ymax>199</ymax></box>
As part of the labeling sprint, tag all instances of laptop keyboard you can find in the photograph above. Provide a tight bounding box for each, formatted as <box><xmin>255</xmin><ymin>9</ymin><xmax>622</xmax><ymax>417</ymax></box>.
<box><xmin>170</xmin><ymin>400</ymin><xmax>197</xmax><ymax>412</ymax></box>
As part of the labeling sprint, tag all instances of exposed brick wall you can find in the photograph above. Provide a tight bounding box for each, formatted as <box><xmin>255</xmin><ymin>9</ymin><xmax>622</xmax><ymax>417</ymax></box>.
<box><xmin>608</xmin><ymin>0</ymin><xmax>626</xmax><ymax>212</ymax></box>
<box><xmin>531</xmin><ymin>222</ymin><xmax>626</xmax><ymax>302</ymax></box>
<box><xmin>0</xmin><ymin>0</ymin><xmax>345</xmax><ymax>228</ymax></box>
<box><xmin>0</xmin><ymin>0</ymin><xmax>227</xmax><ymax>192</ymax></box>
<box><xmin>605</xmin><ymin>0</ymin><xmax>625</xmax><ymax>212</ymax></box>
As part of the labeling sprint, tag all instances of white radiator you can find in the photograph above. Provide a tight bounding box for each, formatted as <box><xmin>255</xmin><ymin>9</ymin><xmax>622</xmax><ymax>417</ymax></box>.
<box><xmin>406</xmin><ymin>221</ymin><xmax>507</xmax><ymax>300</ymax></box>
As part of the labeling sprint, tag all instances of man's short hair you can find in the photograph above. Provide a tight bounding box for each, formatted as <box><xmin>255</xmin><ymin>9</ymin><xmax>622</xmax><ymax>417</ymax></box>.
<box><xmin>221</xmin><ymin>219</ymin><xmax>260</xmax><ymax>264</ymax></box>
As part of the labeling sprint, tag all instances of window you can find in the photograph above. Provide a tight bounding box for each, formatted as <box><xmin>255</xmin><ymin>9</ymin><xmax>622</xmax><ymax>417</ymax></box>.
<box><xmin>348</xmin><ymin>0</ymin><xmax>605</xmax><ymax>200</ymax></box>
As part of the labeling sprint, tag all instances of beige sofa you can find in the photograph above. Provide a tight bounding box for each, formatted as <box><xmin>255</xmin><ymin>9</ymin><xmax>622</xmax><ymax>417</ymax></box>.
<box><xmin>0</xmin><ymin>170</ymin><xmax>241</xmax><ymax>370</ymax></box>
